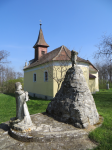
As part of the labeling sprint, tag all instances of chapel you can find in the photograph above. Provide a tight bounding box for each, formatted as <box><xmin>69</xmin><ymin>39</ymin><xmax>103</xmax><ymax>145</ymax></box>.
<box><xmin>24</xmin><ymin>24</ymin><xmax>99</xmax><ymax>100</ymax></box>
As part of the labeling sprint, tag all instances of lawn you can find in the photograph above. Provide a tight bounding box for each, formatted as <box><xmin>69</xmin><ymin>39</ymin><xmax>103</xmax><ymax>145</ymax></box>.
<box><xmin>89</xmin><ymin>88</ymin><xmax>112</xmax><ymax>150</ymax></box>
<box><xmin>0</xmin><ymin>90</ymin><xmax>112</xmax><ymax>150</ymax></box>
<box><xmin>0</xmin><ymin>93</ymin><xmax>51</xmax><ymax>124</ymax></box>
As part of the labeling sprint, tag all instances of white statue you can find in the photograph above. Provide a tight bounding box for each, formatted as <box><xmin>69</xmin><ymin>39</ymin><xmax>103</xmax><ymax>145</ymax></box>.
<box><xmin>15</xmin><ymin>82</ymin><xmax>32</xmax><ymax>125</ymax></box>
<box><xmin>9</xmin><ymin>82</ymin><xmax>34</xmax><ymax>131</ymax></box>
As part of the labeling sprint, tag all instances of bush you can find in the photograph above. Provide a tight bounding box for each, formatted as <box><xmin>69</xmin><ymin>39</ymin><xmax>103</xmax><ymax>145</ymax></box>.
<box><xmin>2</xmin><ymin>78</ymin><xmax>24</xmax><ymax>93</ymax></box>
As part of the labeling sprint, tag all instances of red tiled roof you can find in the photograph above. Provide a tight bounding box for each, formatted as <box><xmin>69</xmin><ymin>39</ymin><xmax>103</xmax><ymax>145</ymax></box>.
<box><xmin>24</xmin><ymin>45</ymin><xmax>95</xmax><ymax>70</ymax></box>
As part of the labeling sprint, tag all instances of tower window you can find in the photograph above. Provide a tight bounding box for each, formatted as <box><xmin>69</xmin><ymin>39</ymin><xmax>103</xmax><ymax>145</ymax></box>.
<box><xmin>44</xmin><ymin>71</ymin><xmax>48</xmax><ymax>81</ymax></box>
<box><xmin>33</xmin><ymin>73</ymin><xmax>36</xmax><ymax>82</ymax></box>
<box><xmin>42</xmin><ymin>51</ymin><xmax>45</xmax><ymax>55</ymax></box>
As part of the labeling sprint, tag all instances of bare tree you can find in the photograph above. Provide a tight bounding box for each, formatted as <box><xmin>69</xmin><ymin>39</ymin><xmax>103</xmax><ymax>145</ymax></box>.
<box><xmin>0</xmin><ymin>50</ymin><xmax>10</xmax><ymax>70</ymax></box>
<box><xmin>16</xmin><ymin>72</ymin><xmax>23</xmax><ymax>79</ymax></box>
<box><xmin>49</xmin><ymin>61</ymin><xmax>70</xmax><ymax>92</ymax></box>
<box><xmin>94</xmin><ymin>59</ymin><xmax>112</xmax><ymax>89</ymax></box>
<box><xmin>0</xmin><ymin>50</ymin><xmax>10</xmax><ymax>90</ymax></box>
<box><xmin>94</xmin><ymin>62</ymin><xmax>108</xmax><ymax>80</ymax></box>
<box><xmin>0</xmin><ymin>66</ymin><xmax>23</xmax><ymax>93</ymax></box>
<box><xmin>0</xmin><ymin>50</ymin><xmax>24</xmax><ymax>93</ymax></box>
<box><xmin>93</xmin><ymin>34</ymin><xmax>112</xmax><ymax>87</ymax></box>
<box><xmin>0</xmin><ymin>50</ymin><xmax>9</xmax><ymax>61</ymax></box>
<box><xmin>94</xmin><ymin>35</ymin><xmax>112</xmax><ymax>60</ymax></box>
<box><xmin>107</xmin><ymin>61</ymin><xmax>112</xmax><ymax>82</ymax></box>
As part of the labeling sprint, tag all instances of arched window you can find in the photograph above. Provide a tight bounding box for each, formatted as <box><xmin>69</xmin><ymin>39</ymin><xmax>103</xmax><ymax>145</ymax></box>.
<box><xmin>33</xmin><ymin>73</ymin><xmax>36</xmax><ymax>82</ymax></box>
<box><xmin>44</xmin><ymin>71</ymin><xmax>48</xmax><ymax>81</ymax></box>
<box><xmin>41</xmin><ymin>51</ymin><xmax>45</xmax><ymax>55</ymax></box>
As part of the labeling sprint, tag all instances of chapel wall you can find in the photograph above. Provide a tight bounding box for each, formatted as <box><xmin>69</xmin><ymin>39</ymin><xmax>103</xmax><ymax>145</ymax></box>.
<box><xmin>24</xmin><ymin>62</ymin><xmax>97</xmax><ymax>99</ymax></box>
<box><xmin>24</xmin><ymin>65</ymin><xmax>53</xmax><ymax>99</ymax></box>
<box><xmin>79</xmin><ymin>66</ymin><xmax>89</xmax><ymax>86</ymax></box>
<box><xmin>89</xmin><ymin>79</ymin><xmax>95</xmax><ymax>93</ymax></box>
<box><xmin>90</xmin><ymin>72</ymin><xmax>99</xmax><ymax>92</ymax></box>
<box><xmin>53</xmin><ymin>64</ymin><xmax>89</xmax><ymax>97</ymax></box>
<box><xmin>53</xmin><ymin>65</ymin><xmax>70</xmax><ymax>97</ymax></box>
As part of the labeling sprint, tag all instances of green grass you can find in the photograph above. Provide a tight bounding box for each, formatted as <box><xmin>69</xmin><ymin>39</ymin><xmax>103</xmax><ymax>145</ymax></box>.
<box><xmin>0</xmin><ymin>93</ymin><xmax>51</xmax><ymax>124</ymax></box>
<box><xmin>89</xmin><ymin>88</ymin><xmax>112</xmax><ymax>150</ymax></box>
<box><xmin>0</xmin><ymin>90</ymin><xmax>112</xmax><ymax>149</ymax></box>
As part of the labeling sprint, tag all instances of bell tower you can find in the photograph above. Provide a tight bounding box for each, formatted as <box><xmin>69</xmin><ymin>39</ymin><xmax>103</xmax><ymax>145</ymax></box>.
<box><xmin>33</xmin><ymin>22</ymin><xmax>49</xmax><ymax>61</ymax></box>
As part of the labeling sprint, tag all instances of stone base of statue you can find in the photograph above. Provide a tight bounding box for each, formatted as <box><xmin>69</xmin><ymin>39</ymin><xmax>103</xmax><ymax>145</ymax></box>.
<box><xmin>0</xmin><ymin>113</ymin><xmax>103</xmax><ymax>149</ymax></box>
<box><xmin>9</xmin><ymin>117</ymin><xmax>36</xmax><ymax>132</ymax></box>
<box><xmin>8</xmin><ymin>113</ymin><xmax>103</xmax><ymax>150</ymax></box>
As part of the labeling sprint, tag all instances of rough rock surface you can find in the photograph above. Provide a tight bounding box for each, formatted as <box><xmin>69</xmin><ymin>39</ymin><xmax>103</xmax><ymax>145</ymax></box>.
<box><xmin>46</xmin><ymin>66</ymin><xmax>99</xmax><ymax>128</ymax></box>
<box><xmin>0</xmin><ymin>113</ymin><xmax>103</xmax><ymax>150</ymax></box>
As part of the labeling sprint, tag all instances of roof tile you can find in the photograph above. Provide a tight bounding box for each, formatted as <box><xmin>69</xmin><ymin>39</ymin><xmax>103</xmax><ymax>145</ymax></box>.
<box><xmin>24</xmin><ymin>45</ymin><xmax>95</xmax><ymax>70</ymax></box>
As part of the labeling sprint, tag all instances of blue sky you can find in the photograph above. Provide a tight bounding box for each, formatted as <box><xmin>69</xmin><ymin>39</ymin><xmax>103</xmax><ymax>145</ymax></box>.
<box><xmin>0</xmin><ymin>0</ymin><xmax>112</xmax><ymax>72</ymax></box>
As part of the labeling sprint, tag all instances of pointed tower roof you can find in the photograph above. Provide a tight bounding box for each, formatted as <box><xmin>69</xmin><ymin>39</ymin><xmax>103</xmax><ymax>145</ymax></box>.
<box><xmin>33</xmin><ymin>23</ymin><xmax>49</xmax><ymax>48</ymax></box>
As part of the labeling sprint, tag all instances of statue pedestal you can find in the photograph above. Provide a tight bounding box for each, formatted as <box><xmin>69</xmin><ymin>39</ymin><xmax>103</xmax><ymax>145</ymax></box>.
<box><xmin>8</xmin><ymin>113</ymin><xmax>103</xmax><ymax>143</ymax></box>
<box><xmin>9</xmin><ymin>117</ymin><xmax>36</xmax><ymax>132</ymax></box>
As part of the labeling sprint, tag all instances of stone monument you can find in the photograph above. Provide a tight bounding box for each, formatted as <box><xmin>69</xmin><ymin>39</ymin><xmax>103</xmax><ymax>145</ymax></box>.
<box><xmin>71</xmin><ymin>50</ymin><xmax>78</xmax><ymax>67</ymax></box>
<box><xmin>9</xmin><ymin>82</ymin><xmax>36</xmax><ymax>132</ymax></box>
<box><xmin>46</xmin><ymin>50</ymin><xmax>99</xmax><ymax>128</ymax></box>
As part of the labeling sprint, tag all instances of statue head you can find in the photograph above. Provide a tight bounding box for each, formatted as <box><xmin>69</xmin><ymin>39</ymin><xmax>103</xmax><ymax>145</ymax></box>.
<box><xmin>15</xmin><ymin>82</ymin><xmax>22</xmax><ymax>91</ymax></box>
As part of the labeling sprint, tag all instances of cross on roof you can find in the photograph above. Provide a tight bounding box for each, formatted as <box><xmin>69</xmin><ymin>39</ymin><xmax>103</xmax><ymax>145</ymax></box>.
<box><xmin>39</xmin><ymin>20</ymin><xmax>42</xmax><ymax>28</ymax></box>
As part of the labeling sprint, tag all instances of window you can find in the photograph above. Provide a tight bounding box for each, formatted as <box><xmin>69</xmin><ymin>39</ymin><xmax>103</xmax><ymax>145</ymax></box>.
<box><xmin>33</xmin><ymin>73</ymin><xmax>36</xmax><ymax>82</ymax></box>
<box><xmin>42</xmin><ymin>51</ymin><xmax>45</xmax><ymax>55</ymax></box>
<box><xmin>44</xmin><ymin>71</ymin><xmax>48</xmax><ymax>81</ymax></box>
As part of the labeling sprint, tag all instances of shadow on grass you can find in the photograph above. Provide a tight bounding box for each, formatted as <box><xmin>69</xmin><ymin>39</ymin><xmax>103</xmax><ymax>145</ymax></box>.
<box><xmin>3</xmin><ymin>93</ymin><xmax>15</xmax><ymax>97</ymax></box>
<box><xmin>29</xmin><ymin>96</ymin><xmax>52</xmax><ymax>101</ymax></box>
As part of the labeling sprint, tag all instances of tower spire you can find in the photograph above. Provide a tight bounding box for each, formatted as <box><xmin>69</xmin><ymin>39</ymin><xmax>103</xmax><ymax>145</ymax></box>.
<box><xmin>33</xmin><ymin>22</ymin><xmax>49</xmax><ymax>48</ymax></box>
<box><xmin>33</xmin><ymin>23</ymin><xmax>49</xmax><ymax>61</ymax></box>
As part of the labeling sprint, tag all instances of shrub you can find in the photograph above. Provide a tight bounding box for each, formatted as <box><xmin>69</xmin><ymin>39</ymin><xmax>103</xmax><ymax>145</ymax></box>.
<box><xmin>2</xmin><ymin>78</ymin><xmax>24</xmax><ymax>93</ymax></box>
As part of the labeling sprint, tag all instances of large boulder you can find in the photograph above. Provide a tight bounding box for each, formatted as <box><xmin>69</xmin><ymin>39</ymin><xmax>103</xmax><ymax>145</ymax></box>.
<box><xmin>46</xmin><ymin>66</ymin><xmax>99</xmax><ymax>128</ymax></box>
